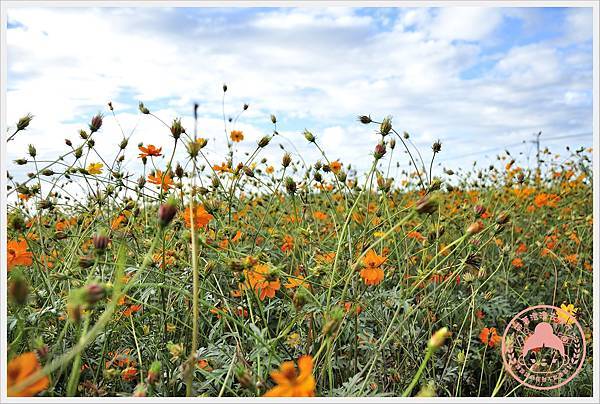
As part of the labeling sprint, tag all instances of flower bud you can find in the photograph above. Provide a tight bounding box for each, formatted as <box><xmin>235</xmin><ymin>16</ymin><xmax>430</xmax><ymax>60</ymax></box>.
<box><xmin>496</xmin><ymin>212</ymin><xmax>510</xmax><ymax>225</ymax></box>
<box><xmin>92</xmin><ymin>232</ymin><xmax>110</xmax><ymax>251</ymax></box>
<box><xmin>17</xmin><ymin>113</ymin><xmax>34</xmax><ymax>131</ymax></box>
<box><xmin>258</xmin><ymin>136</ymin><xmax>271</xmax><ymax>148</ymax></box>
<box><xmin>428</xmin><ymin>327</ymin><xmax>450</xmax><ymax>350</ymax></box>
<box><xmin>415</xmin><ymin>193</ymin><xmax>439</xmax><ymax>215</ymax></box>
<box><xmin>282</xmin><ymin>152</ymin><xmax>292</xmax><ymax>168</ymax></box>
<box><xmin>119</xmin><ymin>138</ymin><xmax>128</xmax><ymax>150</ymax></box>
<box><xmin>270</xmin><ymin>114</ymin><xmax>277</xmax><ymax>124</ymax></box>
<box><xmin>285</xmin><ymin>177</ymin><xmax>297</xmax><ymax>195</ymax></box>
<box><xmin>139</xmin><ymin>102</ymin><xmax>150</xmax><ymax>114</ymax></box>
<box><xmin>223</xmin><ymin>83</ymin><xmax>228</xmax><ymax>92</ymax></box>
<box><xmin>303</xmin><ymin>129</ymin><xmax>315</xmax><ymax>143</ymax></box>
<box><xmin>474</xmin><ymin>205</ymin><xmax>486</xmax><ymax>217</ymax></box>
<box><xmin>374</xmin><ymin>143</ymin><xmax>386</xmax><ymax>160</ymax></box>
<box><xmin>74</xmin><ymin>147</ymin><xmax>83</xmax><ymax>159</ymax></box>
<box><xmin>380</xmin><ymin>116</ymin><xmax>392</xmax><ymax>136</ymax></box>
<box><xmin>89</xmin><ymin>114</ymin><xmax>103</xmax><ymax>133</ymax></box>
<box><xmin>171</xmin><ymin>118</ymin><xmax>184</xmax><ymax>139</ymax></box>
<box><xmin>84</xmin><ymin>283</ymin><xmax>105</xmax><ymax>304</ymax></box>
<box><xmin>358</xmin><ymin>115</ymin><xmax>372</xmax><ymax>124</ymax></box>
<box><xmin>466</xmin><ymin>221</ymin><xmax>484</xmax><ymax>236</ymax></box>
<box><xmin>146</xmin><ymin>361</ymin><xmax>161</xmax><ymax>385</ymax></box>
<box><xmin>28</xmin><ymin>144</ymin><xmax>37</xmax><ymax>158</ymax></box>
<box><xmin>158</xmin><ymin>199</ymin><xmax>178</xmax><ymax>228</ymax></box>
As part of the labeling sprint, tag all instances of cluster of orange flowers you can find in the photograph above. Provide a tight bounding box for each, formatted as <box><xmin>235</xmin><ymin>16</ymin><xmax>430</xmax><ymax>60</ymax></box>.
<box><xmin>360</xmin><ymin>249</ymin><xmax>386</xmax><ymax>286</ymax></box>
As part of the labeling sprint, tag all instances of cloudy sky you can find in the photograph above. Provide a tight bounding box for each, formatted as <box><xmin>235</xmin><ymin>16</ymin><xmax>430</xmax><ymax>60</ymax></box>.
<box><xmin>5</xmin><ymin>6</ymin><xmax>594</xmax><ymax>182</ymax></box>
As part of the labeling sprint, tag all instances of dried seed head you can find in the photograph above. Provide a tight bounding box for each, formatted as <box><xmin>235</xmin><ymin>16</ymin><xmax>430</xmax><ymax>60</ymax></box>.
<box><xmin>432</xmin><ymin>140</ymin><xmax>442</xmax><ymax>153</ymax></box>
<box><xmin>496</xmin><ymin>211</ymin><xmax>510</xmax><ymax>225</ymax></box>
<box><xmin>175</xmin><ymin>163</ymin><xmax>184</xmax><ymax>179</ymax></box>
<box><xmin>282</xmin><ymin>152</ymin><xmax>292</xmax><ymax>168</ymax></box>
<box><xmin>223</xmin><ymin>83</ymin><xmax>228</xmax><ymax>92</ymax></box>
<box><xmin>243</xmin><ymin>103</ymin><xmax>249</xmax><ymax>110</ymax></box>
<box><xmin>186</xmin><ymin>140</ymin><xmax>201</xmax><ymax>158</ymax></box>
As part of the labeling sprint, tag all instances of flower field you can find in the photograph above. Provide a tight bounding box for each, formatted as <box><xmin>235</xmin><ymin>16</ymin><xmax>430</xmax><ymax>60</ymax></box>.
<box><xmin>5</xmin><ymin>99</ymin><xmax>594</xmax><ymax>398</ymax></box>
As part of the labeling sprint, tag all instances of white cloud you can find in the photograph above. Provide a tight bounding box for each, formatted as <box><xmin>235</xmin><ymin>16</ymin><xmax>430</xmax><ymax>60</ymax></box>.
<box><xmin>5</xmin><ymin>6</ymin><xmax>593</xmax><ymax>182</ymax></box>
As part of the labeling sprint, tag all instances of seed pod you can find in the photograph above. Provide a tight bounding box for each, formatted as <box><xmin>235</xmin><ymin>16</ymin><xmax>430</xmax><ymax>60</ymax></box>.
<box><xmin>119</xmin><ymin>138</ymin><xmax>128</xmax><ymax>149</ymax></box>
<box><xmin>282</xmin><ymin>152</ymin><xmax>291</xmax><ymax>168</ymax></box>
<box><xmin>28</xmin><ymin>144</ymin><xmax>37</xmax><ymax>158</ymax></box>
<box><xmin>270</xmin><ymin>114</ymin><xmax>277</xmax><ymax>124</ymax></box>
<box><xmin>14</xmin><ymin>158</ymin><xmax>28</xmax><ymax>165</ymax></box>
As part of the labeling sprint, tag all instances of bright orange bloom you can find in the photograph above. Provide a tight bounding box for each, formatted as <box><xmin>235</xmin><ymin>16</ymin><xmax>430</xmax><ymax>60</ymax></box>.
<box><xmin>110</xmin><ymin>214</ymin><xmax>126</xmax><ymax>230</ymax></box>
<box><xmin>7</xmin><ymin>239</ymin><xmax>33</xmax><ymax>271</ymax></box>
<box><xmin>362</xmin><ymin>249</ymin><xmax>386</xmax><ymax>269</ymax></box>
<box><xmin>285</xmin><ymin>275</ymin><xmax>309</xmax><ymax>289</ymax></box>
<box><xmin>138</xmin><ymin>144</ymin><xmax>162</xmax><ymax>158</ymax></box>
<box><xmin>515</xmin><ymin>243</ymin><xmax>527</xmax><ymax>254</ymax></box>
<box><xmin>407</xmin><ymin>230</ymin><xmax>426</xmax><ymax>242</ymax></box>
<box><xmin>360</xmin><ymin>266</ymin><xmax>384</xmax><ymax>286</ymax></box>
<box><xmin>480</xmin><ymin>327</ymin><xmax>501</xmax><ymax>347</ymax></box>
<box><xmin>244</xmin><ymin>263</ymin><xmax>281</xmax><ymax>301</ymax></box>
<box><xmin>121</xmin><ymin>366</ymin><xmax>138</xmax><ymax>382</ymax></box>
<box><xmin>182</xmin><ymin>204</ymin><xmax>213</xmax><ymax>230</ymax></box>
<box><xmin>329</xmin><ymin>160</ymin><xmax>342</xmax><ymax>174</ymax></box>
<box><xmin>147</xmin><ymin>170</ymin><xmax>173</xmax><ymax>191</ymax></box>
<box><xmin>7</xmin><ymin>352</ymin><xmax>50</xmax><ymax>397</ymax></box>
<box><xmin>263</xmin><ymin>355</ymin><xmax>315</xmax><ymax>397</ymax></box>
<box><xmin>533</xmin><ymin>193</ymin><xmax>561</xmax><ymax>208</ymax></box>
<box><xmin>281</xmin><ymin>235</ymin><xmax>294</xmax><ymax>253</ymax></box>
<box><xmin>511</xmin><ymin>257</ymin><xmax>524</xmax><ymax>268</ymax></box>
<box><xmin>313</xmin><ymin>211</ymin><xmax>327</xmax><ymax>221</ymax></box>
<box><xmin>123</xmin><ymin>304</ymin><xmax>142</xmax><ymax>317</ymax></box>
<box><xmin>230</xmin><ymin>130</ymin><xmax>244</xmax><ymax>142</ymax></box>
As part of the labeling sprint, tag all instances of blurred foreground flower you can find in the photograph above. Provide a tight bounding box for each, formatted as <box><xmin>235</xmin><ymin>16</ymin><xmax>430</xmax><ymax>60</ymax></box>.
<box><xmin>7</xmin><ymin>352</ymin><xmax>49</xmax><ymax>397</ymax></box>
<box><xmin>263</xmin><ymin>355</ymin><xmax>315</xmax><ymax>397</ymax></box>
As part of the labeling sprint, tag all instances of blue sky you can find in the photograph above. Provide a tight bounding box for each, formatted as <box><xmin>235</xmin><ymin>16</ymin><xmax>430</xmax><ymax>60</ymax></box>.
<box><xmin>5</xmin><ymin>6</ymin><xmax>594</xmax><ymax>180</ymax></box>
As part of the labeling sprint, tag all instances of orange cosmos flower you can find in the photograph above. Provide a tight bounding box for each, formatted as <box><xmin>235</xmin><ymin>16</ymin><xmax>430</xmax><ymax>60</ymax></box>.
<box><xmin>263</xmin><ymin>355</ymin><xmax>315</xmax><ymax>397</ymax></box>
<box><xmin>147</xmin><ymin>170</ymin><xmax>173</xmax><ymax>191</ymax></box>
<box><xmin>230</xmin><ymin>130</ymin><xmax>244</xmax><ymax>142</ymax></box>
<box><xmin>7</xmin><ymin>352</ymin><xmax>50</xmax><ymax>397</ymax></box>
<box><xmin>121</xmin><ymin>366</ymin><xmax>138</xmax><ymax>382</ymax></box>
<box><xmin>511</xmin><ymin>257</ymin><xmax>524</xmax><ymax>268</ymax></box>
<box><xmin>362</xmin><ymin>249</ymin><xmax>386</xmax><ymax>269</ymax></box>
<box><xmin>138</xmin><ymin>144</ymin><xmax>162</xmax><ymax>158</ymax></box>
<box><xmin>285</xmin><ymin>275</ymin><xmax>309</xmax><ymax>289</ymax></box>
<box><xmin>281</xmin><ymin>235</ymin><xmax>294</xmax><ymax>253</ymax></box>
<box><xmin>7</xmin><ymin>239</ymin><xmax>33</xmax><ymax>271</ymax></box>
<box><xmin>182</xmin><ymin>204</ymin><xmax>213</xmax><ymax>230</ymax></box>
<box><xmin>479</xmin><ymin>327</ymin><xmax>501</xmax><ymax>347</ymax></box>
<box><xmin>329</xmin><ymin>160</ymin><xmax>342</xmax><ymax>174</ymax></box>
